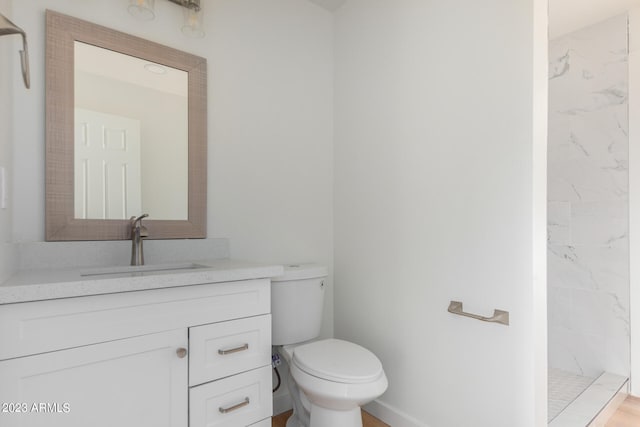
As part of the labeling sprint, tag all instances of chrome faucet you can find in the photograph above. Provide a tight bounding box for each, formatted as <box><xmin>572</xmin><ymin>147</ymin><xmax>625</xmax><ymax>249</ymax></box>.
<box><xmin>130</xmin><ymin>214</ymin><xmax>149</xmax><ymax>266</ymax></box>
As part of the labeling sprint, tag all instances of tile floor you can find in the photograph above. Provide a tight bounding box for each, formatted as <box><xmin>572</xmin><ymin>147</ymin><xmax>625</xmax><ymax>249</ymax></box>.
<box><xmin>548</xmin><ymin>368</ymin><xmax>597</xmax><ymax>422</ymax></box>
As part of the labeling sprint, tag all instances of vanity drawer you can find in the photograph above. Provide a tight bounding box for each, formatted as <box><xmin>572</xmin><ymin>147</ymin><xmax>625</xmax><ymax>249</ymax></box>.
<box><xmin>189</xmin><ymin>365</ymin><xmax>272</xmax><ymax>427</ymax></box>
<box><xmin>0</xmin><ymin>279</ymin><xmax>270</xmax><ymax>361</ymax></box>
<box><xmin>189</xmin><ymin>315</ymin><xmax>271</xmax><ymax>386</ymax></box>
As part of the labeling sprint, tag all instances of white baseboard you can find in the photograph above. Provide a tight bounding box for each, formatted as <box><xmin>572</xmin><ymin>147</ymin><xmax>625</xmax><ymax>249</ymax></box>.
<box><xmin>274</xmin><ymin>390</ymin><xmax>428</xmax><ymax>427</ymax></box>
<box><xmin>365</xmin><ymin>399</ymin><xmax>430</xmax><ymax>427</ymax></box>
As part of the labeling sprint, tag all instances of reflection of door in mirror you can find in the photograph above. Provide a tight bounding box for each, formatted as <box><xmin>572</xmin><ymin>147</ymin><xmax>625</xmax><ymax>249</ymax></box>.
<box><xmin>74</xmin><ymin>41</ymin><xmax>189</xmax><ymax>221</ymax></box>
<box><xmin>74</xmin><ymin>109</ymin><xmax>142</xmax><ymax>220</ymax></box>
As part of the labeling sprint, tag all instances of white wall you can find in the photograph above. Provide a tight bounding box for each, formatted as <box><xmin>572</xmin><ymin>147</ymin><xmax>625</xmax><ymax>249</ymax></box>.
<box><xmin>205</xmin><ymin>0</ymin><xmax>334</xmax><ymax>408</ymax></box>
<box><xmin>547</xmin><ymin>15</ymin><xmax>630</xmax><ymax>379</ymax></box>
<box><xmin>549</xmin><ymin>0</ymin><xmax>640</xmax><ymax>39</ymax></box>
<box><xmin>333</xmin><ymin>1</ymin><xmax>547</xmax><ymax>426</ymax></box>
<box><xmin>9</xmin><ymin>0</ymin><xmax>334</xmax><ymax>334</ymax></box>
<box><xmin>206</xmin><ymin>0</ymin><xmax>334</xmax><ymax>337</ymax></box>
<box><xmin>0</xmin><ymin>0</ymin><xmax>16</xmax><ymax>283</ymax></box>
<box><xmin>629</xmin><ymin>6</ymin><xmax>640</xmax><ymax>396</ymax></box>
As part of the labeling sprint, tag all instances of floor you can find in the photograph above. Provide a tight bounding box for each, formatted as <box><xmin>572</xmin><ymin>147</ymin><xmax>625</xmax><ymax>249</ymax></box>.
<box><xmin>272</xmin><ymin>410</ymin><xmax>389</xmax><ymax>427</ymax></box>
<box><xmin>549</xmin><ymin>371</ymin><xmax>628</xmax><ymax>427</ymax></box>
<box><xmin>548</xmin><ymin>368</ymin><xmax>597</xmax><ymax>422</ymax></box>
<box><xmin>271</xmin><ymin>396</ymin><xmax>640</xmax><ymax>426</ymax></box>
<box><xmin>605</xmin><ymin>396</ymin><xmax>640</xmax><ymax>427</ymax></box>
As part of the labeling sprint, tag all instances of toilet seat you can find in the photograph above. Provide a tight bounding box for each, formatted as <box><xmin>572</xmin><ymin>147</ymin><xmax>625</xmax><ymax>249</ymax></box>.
<box><xmin>292</xmin><ymin>339</ymin><xmax>384</xmax><ymax>384</ymax></box>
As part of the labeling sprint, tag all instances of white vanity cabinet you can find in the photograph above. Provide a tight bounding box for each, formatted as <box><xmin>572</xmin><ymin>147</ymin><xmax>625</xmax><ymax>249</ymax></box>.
<box><xmin>0</xmin><ymin>330</ymin><xmax>189</xmax><ymax>427</ymax></box>
<box><xmin>0</xmin><ymin>277</ymin><xmax>274</xmax><ymax>427</ymax></box>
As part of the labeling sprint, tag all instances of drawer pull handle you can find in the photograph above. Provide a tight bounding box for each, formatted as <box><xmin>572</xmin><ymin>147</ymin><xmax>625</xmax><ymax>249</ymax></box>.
<box><xmin>176</xmin><ymin>347</ymin><xmax>188</xmax><ymax>359</ymax></box>
<box><xmin>219</xmin><ymin>397</ymin><xmax>250</xmax><ymax>414</ymax></box>
<box><xmin>218</xmin><ymin>343</ymin><xmax>249</xmax><ymax>355</ymax></box>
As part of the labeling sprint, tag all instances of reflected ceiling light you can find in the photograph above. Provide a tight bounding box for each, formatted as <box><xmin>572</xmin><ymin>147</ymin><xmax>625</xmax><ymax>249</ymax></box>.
<box><xmin>128</xmin><ymin>0</ymin><xmax>204</xmax><ymax>38</ymax></box>
<box><xmin>144</xmin><ymin>63</ymin><xmax>167</xmax><ymax>74</ymax></box>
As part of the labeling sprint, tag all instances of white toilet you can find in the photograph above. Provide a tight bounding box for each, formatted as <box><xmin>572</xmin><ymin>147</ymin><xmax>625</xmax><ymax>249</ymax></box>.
<box><xmin>271</xmin><ymin>264</ymin><xmax>388</xmax><ymax>427</ymax></box>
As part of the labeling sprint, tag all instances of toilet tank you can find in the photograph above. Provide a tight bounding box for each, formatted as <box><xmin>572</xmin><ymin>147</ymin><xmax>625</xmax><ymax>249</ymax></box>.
<box><xmin>271</xmin><ymin>264</ymin><xmax>328</xmax><ymax>346</ymax></box>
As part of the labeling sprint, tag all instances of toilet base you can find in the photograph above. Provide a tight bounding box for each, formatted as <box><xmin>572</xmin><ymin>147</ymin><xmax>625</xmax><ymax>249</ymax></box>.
<box><xmin>286</xmin><ymin>413</ymin><xmax>305</xmax><ymax>427</ymax></box>
<box><xmin>309</xmin><ymin>404</ymin><xmax>362</xmax><ymax>427</ymax></box>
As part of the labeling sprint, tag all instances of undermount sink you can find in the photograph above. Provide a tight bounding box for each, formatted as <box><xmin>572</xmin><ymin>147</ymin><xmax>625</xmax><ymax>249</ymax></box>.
<box><xmin>80</xmin><ymin>263</ymin><xmax>209</xmax><ymax>277</ymax></box>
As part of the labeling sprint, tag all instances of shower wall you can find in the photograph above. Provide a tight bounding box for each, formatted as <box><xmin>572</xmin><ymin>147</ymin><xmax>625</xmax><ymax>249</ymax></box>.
<box><xmin>548</xmin><ymin>14</ymin><xmax>630</xmax><ymax>377</ymax></box>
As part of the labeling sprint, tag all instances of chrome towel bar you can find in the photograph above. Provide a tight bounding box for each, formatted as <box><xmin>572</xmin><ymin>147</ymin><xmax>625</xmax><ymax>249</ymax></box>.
<box><xmin>448</xmin><ymin>301</ymin><xmax>509</xmax><ymax>326</ymax></box>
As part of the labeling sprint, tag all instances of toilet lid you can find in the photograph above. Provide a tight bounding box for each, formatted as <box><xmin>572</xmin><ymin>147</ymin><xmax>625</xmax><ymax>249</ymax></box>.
<box><xmin>292</xmin><ymin>339</ymin><xmax>383</xmax><ymax>384</ymax></box>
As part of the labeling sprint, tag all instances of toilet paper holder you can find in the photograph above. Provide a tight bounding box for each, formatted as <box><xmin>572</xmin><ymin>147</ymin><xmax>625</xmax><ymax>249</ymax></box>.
<box><xmin>448</xmin><ymin>300</ymin><xmax>509</xmax><ymax>326</ymax></box>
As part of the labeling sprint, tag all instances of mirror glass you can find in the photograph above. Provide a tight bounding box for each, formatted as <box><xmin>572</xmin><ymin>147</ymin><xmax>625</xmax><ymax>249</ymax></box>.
<box><xmin>46</xmin><ymin>11</ymin><xmax>207</xmax><ymax>241</ymax></box>
<box><xmin>74</xmin><ymin>42</ymin><xmax>188</xmax><ymax>220</ymax></box>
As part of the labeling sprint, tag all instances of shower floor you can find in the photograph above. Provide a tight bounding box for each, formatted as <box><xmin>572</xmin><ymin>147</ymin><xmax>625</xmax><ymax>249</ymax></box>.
<box><xmin>548</xmin><ymin>369</ymin><xmax>628</xmax><ymax>426</ymax></box>
<box><xmin>548</xmin><ymin>368</ymin><xmax>596</xmax><ymax>422</ymax></box>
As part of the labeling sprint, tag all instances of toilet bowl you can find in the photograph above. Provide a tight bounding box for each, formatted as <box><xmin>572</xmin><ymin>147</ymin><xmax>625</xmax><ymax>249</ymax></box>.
<box><xmin>271</xmin><ymin>264</ymin><xmax>388</xmax><ymax>427</ymax></box>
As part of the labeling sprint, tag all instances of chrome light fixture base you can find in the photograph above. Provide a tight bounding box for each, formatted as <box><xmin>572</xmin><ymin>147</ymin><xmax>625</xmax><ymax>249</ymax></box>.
<box><xmin>168</xmin><ymin>0</ymin><xmax>200</xmax><ymax>11</ymax></box>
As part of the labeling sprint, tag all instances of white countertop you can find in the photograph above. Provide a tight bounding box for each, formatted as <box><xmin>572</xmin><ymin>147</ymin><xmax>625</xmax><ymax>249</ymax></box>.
<box><xmin>0</xmin><ymin>259</ymin><xmax>284</xmax><ymax>305</ymax></box>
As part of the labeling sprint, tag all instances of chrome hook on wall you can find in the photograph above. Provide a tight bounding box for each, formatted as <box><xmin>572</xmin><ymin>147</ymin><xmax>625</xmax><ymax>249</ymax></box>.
<box><xmin>0</xmin><ymin>12</ymin><xmax>30</xmax><ymax>89</ymax></box>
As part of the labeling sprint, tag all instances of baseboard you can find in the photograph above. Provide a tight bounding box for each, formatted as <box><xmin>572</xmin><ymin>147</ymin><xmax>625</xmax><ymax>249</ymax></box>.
<box><xmin>273</xmin><ymin>391</ymin><xmax>293</xmax><ymax>416</ymax></box>
<box><xmin>365</xmin><ymin>399</ymin><xmax>430</xmax><ymax>427</ymax></box>
<box><xmin>274</xmin><ymin>389</ymin><xmax>429</xmax><ymax>427</ymax></box>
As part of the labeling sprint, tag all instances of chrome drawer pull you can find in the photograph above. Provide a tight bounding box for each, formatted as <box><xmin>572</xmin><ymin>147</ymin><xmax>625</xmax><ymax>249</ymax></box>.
<box><xmin>219</xmin><ymin>397</ymin><xmax>250</xmax><ymax>414</ymax></box>
<box><xmin>218</xmin><ymin>343</ymin><xmax>249</xmax><ymax>355</ymax></box>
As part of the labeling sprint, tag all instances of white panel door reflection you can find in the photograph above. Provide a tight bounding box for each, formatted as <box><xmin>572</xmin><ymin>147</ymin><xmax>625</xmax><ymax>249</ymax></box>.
<box><xmin>74</xmin><ymin>108</ymin><xmax>142</xmax><ymax>220</ymax></box>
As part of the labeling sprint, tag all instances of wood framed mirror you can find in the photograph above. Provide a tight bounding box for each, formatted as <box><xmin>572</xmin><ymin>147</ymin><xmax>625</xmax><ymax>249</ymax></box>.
<box><xmin>45</xmin><ymin>10</ymin><xmax>207</xmax><ymax>241</ymax></box>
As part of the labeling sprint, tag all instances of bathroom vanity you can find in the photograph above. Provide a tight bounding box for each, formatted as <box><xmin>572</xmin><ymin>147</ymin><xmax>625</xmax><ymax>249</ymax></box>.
<box><xmin>0</xmin><ymin>260</ymin><xmax>282</xmax><ymax>427</ymax></box>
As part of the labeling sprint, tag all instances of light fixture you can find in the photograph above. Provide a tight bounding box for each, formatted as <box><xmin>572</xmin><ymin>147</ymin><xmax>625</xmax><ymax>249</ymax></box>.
<box><xmin>181</xmin><ymin>4</ymin><xmax>204</xmax><ymax>38</ymax></box>
<box><xmin>0</xmin><ymin>12</ymin><xmax>30</xmax><ymax>88</ymax></box>
<box><xmin>128</xmin><ymin>0</ymin><xmax>204</xmax><ymax>38</ymax></box>
<box><xmin>128</xmin><ymin>0</ymin><xmax>156</xmax><ymax>21</ymax></box>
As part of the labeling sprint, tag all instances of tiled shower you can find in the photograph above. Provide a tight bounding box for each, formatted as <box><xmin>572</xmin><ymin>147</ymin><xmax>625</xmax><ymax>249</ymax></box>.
<box><xmin>547</xmin><ymin>14</ymin><xmax>630</xmax><ymax>423</ymax></box>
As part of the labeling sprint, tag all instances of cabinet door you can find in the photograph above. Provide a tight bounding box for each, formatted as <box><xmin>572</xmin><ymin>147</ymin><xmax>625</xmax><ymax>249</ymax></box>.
<box><xmin>0</xmin><ymin>329</ymin><xmax>188</xmax><ymax>427</ymax></box>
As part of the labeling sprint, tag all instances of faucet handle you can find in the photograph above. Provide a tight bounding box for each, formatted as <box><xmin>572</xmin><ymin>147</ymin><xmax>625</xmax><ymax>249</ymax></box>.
<box><xmin>133</xmin><ymin>213</ymin><xmax>149</xmax><ymax>223</ymax></box>
<box><xmin>130</xmin><ymin>213</ymin><xmax>149</xmax><ymax>227</ymax></box>
<box><xmin>139</xmin><ymin>225</ymin><xmax>149</xmax><ymax>238</ymax></box>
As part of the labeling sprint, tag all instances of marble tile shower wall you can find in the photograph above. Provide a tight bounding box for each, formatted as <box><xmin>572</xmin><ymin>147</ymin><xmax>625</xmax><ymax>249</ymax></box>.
<box><xmin>548</xmin><ymin>14</ymin><xmax>630</xmax><ymax>378</ymax></box>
